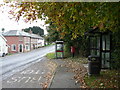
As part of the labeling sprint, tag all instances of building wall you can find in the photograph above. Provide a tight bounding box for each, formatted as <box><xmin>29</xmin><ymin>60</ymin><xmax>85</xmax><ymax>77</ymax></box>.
<box><xmin>37</xmin><ymin>39</ymin><xmax>44</xmax><ymax>47</ymax></box>
<box><xmin>5</xmin><ymin>36</ymin><xmax>24</xmax><ymax>53</ymax></box>
<box><xmin>24</xmin><ymin>36</ymin><xmax>31</xmax><ymax>52</ymax></box>
<box><xmin>4</xmin><ymin>35</ymin><xmax>45</xmax><ymax>54</ymax></box>
<box><xmin>30</xmin><ymin>38</ymin><xmax>44</xmax><ymax>49</ymax></box>
<box><xmin>30</xmin><ymin>38</ymin><xmax>38</xmax><ymax>49</ymax></box>
<box><xmin>0</xmin><ymin>35</ymin><xmax>8</xmax><ymax>56</ymax></box>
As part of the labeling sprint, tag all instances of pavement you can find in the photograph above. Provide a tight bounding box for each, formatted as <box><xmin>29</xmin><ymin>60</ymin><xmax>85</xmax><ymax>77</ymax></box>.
<box><xmin>2</xmin><ymin>57</ymin><xmax>87</xmax><ymax>89</ymax></box>
<box><xmin>49</xmin><ymin>59</ymin><xmax>80</xmax><ymax>88</ymax></box>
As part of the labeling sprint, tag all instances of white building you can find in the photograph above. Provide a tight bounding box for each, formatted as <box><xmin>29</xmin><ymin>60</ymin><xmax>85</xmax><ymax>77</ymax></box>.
<box><xmin>30</xmin><ymin>34</ymin><xmax>45</xmax><ymax>48</ymax></box>
<box><xmin>38</xmin><ymin>38</ymin><xmax>45</xmax><ymax>47</ymax></box>
<box><xmin>0</xmin><ymin>34</ymin><xmax>8</xmax><ymax>57</ymax></box>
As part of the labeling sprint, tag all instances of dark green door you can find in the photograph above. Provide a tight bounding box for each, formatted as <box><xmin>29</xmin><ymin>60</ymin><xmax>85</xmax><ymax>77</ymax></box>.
<box><xmin>19</xmin><ymin>44</ymin><xmax>23</xmax><ymax>52</ymax></box>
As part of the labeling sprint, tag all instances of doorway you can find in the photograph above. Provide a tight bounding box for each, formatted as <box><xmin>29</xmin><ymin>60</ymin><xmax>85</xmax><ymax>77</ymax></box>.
<box><xmin>19</xmin><ymin>44</ymin><xmax>23</xmax><ymax>52</ymax></box>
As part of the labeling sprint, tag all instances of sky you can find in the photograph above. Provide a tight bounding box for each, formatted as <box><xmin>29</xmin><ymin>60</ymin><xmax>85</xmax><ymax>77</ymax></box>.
<box><xmin>0</xmin><ymin>1</ymin><xmax>48</xmax><ymax>35</ymax></box>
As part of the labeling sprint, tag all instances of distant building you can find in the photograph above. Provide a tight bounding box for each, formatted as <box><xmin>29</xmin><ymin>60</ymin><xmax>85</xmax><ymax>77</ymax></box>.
<box><xmin>30</xmin><ymin>34</ymin><xmax>44</xmax><ymax>49</ymax></box>
<box><xmin>3</xmin><ymin>30</ymin><xmax>44</xmax><ymax>54</ymax></box>
<box><xmin>0</xmin><ymin>33</ymin><xmax>8</xmax><ymax>56</ymax></box>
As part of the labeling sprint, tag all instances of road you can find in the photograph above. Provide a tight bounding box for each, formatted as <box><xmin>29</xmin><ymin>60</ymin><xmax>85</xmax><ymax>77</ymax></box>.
<box><xmin>0</xmin><ymin>45</ymin><xmax>55</xmax><ymax>81</ymax></box>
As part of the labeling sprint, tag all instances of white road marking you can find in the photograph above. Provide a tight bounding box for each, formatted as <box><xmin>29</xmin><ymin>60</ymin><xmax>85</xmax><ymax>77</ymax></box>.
<box><xmin>35</xmin><ymin>70</ymin><xmax>40</xmax><ymax>74</ymax></box>
<box><xmin>41</xmin><ymin>71</ymin><xmax>44</xmax><ymax>74</ymax></box>
<box><xmin>29</xmin><ymin>70</ymin><xmax>34</xmax><ymax>74</ymax></box>
<box><xmin>38</xmin><ymin>76</ymin><xmax>41</xmax><ymax>82</ymax></box>
<box><xmin>21</xmin><ymin>71</ymin><xmax>26</xmax><ymax>74</ymax></box>
<box><xmin>25</xmin><ymin>77</ymin><xmax>32</xmax><ymax>83</ymax></box>
<box><xmin>30</xmin><ymin>77</ymin><xmax>36</xmax><ymax>83</ymax></box>
<box><xmin>21</xmin><ymin>69</ymin><xmax>42</xmax><ymax>74</ymax></box>
<box><xmin>17</xmin><ymin>77</ymin><xmax>26</xmax><ymax>82</ymax></box>
<box><xmin>7</xmin><ymin>77</ymin><xmax>20</xmax><ymax>83</ymax></box>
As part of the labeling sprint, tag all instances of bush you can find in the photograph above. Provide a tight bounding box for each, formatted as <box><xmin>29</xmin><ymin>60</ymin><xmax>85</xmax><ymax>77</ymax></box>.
<box><xmin>64</xmin><ymin>37</ymin><xmax>89</xmax><ymax>58</ymax></box>
<box><xmin>111</xmin><ymin>30</ymin><xmax>120</xmax><ymax>70</ymax></box>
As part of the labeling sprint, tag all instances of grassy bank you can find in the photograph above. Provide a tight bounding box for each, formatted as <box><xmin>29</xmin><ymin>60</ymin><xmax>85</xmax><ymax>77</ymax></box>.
<box><xmin>46</xmin><ymin>52</ymin><xmax>55</xmax><ymax>59</ymax></box>
<box><xmin>84</xmin><ymin>70</ymin><xmax>119</xmax><ymax>88</ymax></box>
<box><xmin>46</xmin><ymin>52</ymin><xmax>119</xmax><ymax>89</ymax></box>
<box><xmin>46</xmin><ymin>52</ymin><xmax>88</xmax><ymax>64</ymax></box>
<box><xmin>46</xmin><ymin>52</ymin><xmax>62</xmax><ymax>59</ymax></box>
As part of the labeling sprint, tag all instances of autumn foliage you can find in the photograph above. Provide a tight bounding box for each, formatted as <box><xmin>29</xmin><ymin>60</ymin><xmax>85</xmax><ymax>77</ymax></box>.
<box><xmin>2</xmin><ymin>2</ymin><xmax>119</xmax><ymax>69</ymax></box>
<box><xmin>5</xmin><ymin>2</ymin><xmax>119</xmax><ymax>39</ymax></box>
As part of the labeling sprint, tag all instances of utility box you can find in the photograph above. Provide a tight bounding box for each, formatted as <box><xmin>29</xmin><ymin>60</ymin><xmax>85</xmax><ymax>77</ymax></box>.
<box><xmin>88</xmin><ymin>55</ymin><xmax>101</xmax><ymax>76</ymax></box>
<box><xmin>55</xmin><ymin>41</ymin><xmax>64</xmax><ymax>59</ymax></box>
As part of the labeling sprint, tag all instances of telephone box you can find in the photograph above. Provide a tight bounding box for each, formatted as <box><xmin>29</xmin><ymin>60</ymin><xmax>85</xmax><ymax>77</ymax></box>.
<box><xmin>55</xmin><ymin>41</ymin><xmax>64</xmax><ymax>59</ymax></box>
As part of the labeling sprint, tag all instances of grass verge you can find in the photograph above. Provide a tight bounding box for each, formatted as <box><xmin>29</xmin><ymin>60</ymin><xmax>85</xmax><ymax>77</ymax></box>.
<box><xmin>46</xmin><ymin>52</ymin><xmax>55</xmax><ymax>59</ymax></box>
<box><xmin>7</xmin><ymin>53</ymin><xmax>13</xmax><ymax>56</ymax></box>
<box><xmin>84</xmin><ymin>70</ymin><xmax>119</xmax><ymax>88</ymax></box>
<box><xmin>46</xmin><ymin>52</ymin><xmax>88</xmax><ymax>64</ymax></box>
<box><xmin>46</xmin><ymin>52</ymin><xmax>62</xmax><ymax>59</ymax></box>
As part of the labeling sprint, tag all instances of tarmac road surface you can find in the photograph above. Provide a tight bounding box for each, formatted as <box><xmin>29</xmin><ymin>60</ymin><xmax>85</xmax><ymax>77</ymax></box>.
<box><xmin>0</xmin><ymin>45</ymin><xmax>55</xmax><ymax>81</ymax></box>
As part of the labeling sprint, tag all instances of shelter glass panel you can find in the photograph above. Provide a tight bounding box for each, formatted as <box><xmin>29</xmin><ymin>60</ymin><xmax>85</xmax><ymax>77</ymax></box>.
<box><xmin>106</xmin><ymin>35</ymin><xmax>110</xmax><ymax>50</ymax></box>
<box><xmin>57</xmin><ymin>44</ymin><xmax>63</xmax><ymax>51</ymax></box>
<box><xmin>102</xmin><ymin>52</ymin><xmax>110</xmax><ymax>68</ymax></box>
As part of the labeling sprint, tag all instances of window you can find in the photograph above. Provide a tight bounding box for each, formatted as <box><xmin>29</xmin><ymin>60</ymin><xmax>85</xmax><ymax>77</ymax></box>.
<box><xmin>19</xmin><ymin>36</ymin><xmax>23</xmax><ymax>41</ymax></box>
<box><xmin>11</xmin><ymin>44</ymin><xmax>16</xmax><ymax>51</ymax></box>
<box><xmin>25</xmin><ymin>45</ymin><xmax>29</xmax><ymax>50</ymax></box>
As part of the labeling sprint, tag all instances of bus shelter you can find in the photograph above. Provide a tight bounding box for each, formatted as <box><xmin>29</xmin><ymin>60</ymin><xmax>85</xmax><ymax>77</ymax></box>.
<box><xmin>86</xmin><ymin>27</ymin><xmax>112</xmax><ymax>75</ymax></box>
<box><xmin>87</xmin><ymin>27</ymin><xmax>112</xmax><ymax>69</ymax></box>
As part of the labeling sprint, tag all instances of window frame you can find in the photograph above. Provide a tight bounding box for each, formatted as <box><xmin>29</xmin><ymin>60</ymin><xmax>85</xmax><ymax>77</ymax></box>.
<box><xmin>11</xmin><ymin>44</ymin><xmax>16</xmax><ymax>51</ymax></box>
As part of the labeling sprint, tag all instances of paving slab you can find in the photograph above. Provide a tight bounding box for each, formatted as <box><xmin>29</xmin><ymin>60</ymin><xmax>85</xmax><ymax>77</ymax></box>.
<box><xmin>50</xmin><ymin>59</ymin><xmax>80</xmax><ymax>88</ymax></box>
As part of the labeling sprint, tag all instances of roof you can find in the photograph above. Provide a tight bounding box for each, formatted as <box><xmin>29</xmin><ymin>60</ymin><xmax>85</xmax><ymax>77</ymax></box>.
<box><xmin>30</xmin><ymin>34</ymin><xmax>43</xmax><ymax>40</ymax></box>
<box><xmin>85</xmin><ymin>27</ymin><xmax>100</xmax><ymax>35</ymax></box>
<box><xmin>3</xmin><ymin>30</ymin><xmax>31</xmax><ymax>37</ymax></box>
<box><xmin>56</xmin><ymin>41</ymin><xmax>64</xmax><ymax>44</ymax></box>
<box><xmin>0</xmin><ymin>33</ymin><xmax>7</xmax><ymax>42</ymax></box>
<box><xmin>85</xmin><ymin>27</ymin><xmax>112</xmax><ymax>35</ymax></box>
<box><xmin>3</xmin><ymin>30</ymin><xmax>44</xmax><ymax>39</ymax></box>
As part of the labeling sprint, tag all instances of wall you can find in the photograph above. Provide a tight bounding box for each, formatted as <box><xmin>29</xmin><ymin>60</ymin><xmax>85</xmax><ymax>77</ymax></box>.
<box><xmin>0</xmin><ymin>35</ymin><xmax>8</xmax><ymax>56</ymax></box>
<box><xmin>5</xmin><ymin>36</ymin><xmax>24</xmax><ymax>53</ymax></box>
<box><xmin>24</xmin><ymin>36</ymin><xmax>31</xmax><ymax>52</ymax></box>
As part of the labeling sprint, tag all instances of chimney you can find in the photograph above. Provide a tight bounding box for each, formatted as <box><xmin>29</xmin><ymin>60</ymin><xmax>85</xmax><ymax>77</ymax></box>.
<box><xmin>2</xmin><ymin>28</ymin><xmax>5</xmax><ymax>34</ymax></box>
<box><xmin>29</xmin><ymin>29</ymin><xmax>32</xmax><ymax>34</ymax></box>
<box><xmin>22</xmin><ymin>29</ymin><xmax>24</xmax><ymax>31</ymax></box>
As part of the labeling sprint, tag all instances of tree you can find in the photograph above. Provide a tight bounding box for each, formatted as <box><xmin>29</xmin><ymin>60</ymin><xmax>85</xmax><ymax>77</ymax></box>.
<box><xmin>8</xmin><ymin>2</ymin><xmax>119</xmax><ymax>39</ymax></box>
<box><xmin>24</xmin><ymin>26</ymin><xmax>44</xmax><ymax>36</ymax></box>
<box><xmin>4</xmin><ymin>2</ymin><xmax>119</xmax><ymax>65</ymax></box>
<box><xmin>46</xmin><ymin>23</ymin><xmax>62</xmax><ymax>42</ymax></box>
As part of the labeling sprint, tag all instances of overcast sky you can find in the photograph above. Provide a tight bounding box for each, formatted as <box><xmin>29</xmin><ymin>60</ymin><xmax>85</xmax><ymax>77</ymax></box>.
<box><xmin>0</xmin><ymin>1</ymin><xmax>48</xmax><ymax>35</ymax></box>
